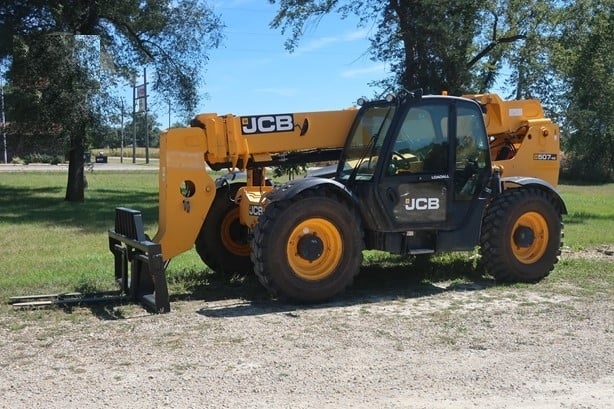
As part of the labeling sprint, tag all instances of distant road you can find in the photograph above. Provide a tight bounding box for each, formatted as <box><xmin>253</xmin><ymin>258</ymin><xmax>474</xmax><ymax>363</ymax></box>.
<box><xmin>0</xmin><ymin>158</ymin><xmax>159</xmax><ymax>172</ymax></box>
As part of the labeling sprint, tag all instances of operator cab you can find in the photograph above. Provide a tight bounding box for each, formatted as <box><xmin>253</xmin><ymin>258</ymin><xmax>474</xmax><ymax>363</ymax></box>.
<box><xmin>336</xmin><ymin>91</ymin><xmax>493</xmax><ymax>253</ymax></box>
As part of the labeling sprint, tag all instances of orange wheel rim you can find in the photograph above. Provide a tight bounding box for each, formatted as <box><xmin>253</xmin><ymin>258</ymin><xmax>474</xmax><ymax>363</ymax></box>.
<box><xmin>511</xmin><ymin>211</ymin><xmax>549</xmax><ymax>264</ymax></box>
<box><xmin>287</xmin><ymin>218</ymin><xmax>343</xmax><ymax>281</ymax></box>
<box><xmin>221</xmin><ymin>208</ymin><xmax>250</xmax><ymax>257</ymax></box>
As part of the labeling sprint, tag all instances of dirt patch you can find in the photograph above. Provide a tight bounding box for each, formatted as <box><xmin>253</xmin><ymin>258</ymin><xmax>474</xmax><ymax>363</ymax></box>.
<box><xmin>561</xmin><ymin>244</ymin><xmax>614</xmax><ymax>261</ymax></box>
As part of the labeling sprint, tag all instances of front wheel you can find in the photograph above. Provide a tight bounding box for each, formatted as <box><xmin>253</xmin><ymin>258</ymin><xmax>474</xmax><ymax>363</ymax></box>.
<box><xmin>195</xmin><ymin>183</ymin><xmax>253</xmax><ymax>275</ymax></box>
<box><xmin>251</xmin><ymin>189</ymin><xmax>363</xmax><ymax>302</ymax></box>
<box><xmin>480</xmin><ymin>187</ymin><xmax>562</xmax><ymax>282</ymax></box>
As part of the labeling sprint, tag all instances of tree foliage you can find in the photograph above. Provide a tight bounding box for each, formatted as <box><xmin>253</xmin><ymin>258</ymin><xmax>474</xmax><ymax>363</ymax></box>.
<box><xmin>90</xmin><ymin>112</ymin><xmax>162</xmax><ymax>150</ymax></box>
<box><xmin>269</xmin><ymin>0</ymin><xmax>532</xmax><ymax>95</ymax></box>
<box><xmin>0</xmin><ymin>0</ymin><xmax>224</xmax><ymax>200</ymax></box>
<box><xmin>273</xmin><ymin>162</ymin><xmax>307</xmax><ymax>181</ymax></box>
<box><xmin>6</xmin><ymin>34</ymin><xmax>101</xmax><ymax>200</ymax></box>
<box><xmin>555</xmin><ymin>0</ymin><xmax>613</xmax><ymax>181</ymax></box>
<box><xmin>1</xmin><ymin>0</ymin><xmax>223</xmax><ymax>115</ymax></box>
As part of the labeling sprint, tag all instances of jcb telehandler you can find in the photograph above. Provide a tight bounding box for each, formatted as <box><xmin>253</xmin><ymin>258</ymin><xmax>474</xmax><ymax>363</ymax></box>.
<box><xmin>108</xmin><ymin>90</ymin><xmax>566</xmax><ymax>312</ymax></box>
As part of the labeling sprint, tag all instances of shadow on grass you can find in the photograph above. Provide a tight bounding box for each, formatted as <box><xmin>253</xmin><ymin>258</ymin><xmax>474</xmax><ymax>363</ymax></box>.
<box><xmin>0</xmin><ymin>185</ymin><xmax>159</xmax><ymax>233</ymax></box>
<box><xmin>563</xmin><ymin>211</ymin><xmax>614</xmax><ymax>225</ymax></box>
<box><xmin>559</xmin><ymin>179</ymin><xmax>613</xmax><ymax>186</ymax></box>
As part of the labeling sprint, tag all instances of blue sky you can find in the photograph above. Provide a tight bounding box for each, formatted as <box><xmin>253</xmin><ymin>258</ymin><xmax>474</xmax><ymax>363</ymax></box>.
<box><xmin>140</xmin><ymin>0</ymin><xmax>513</xmax><ymax>127</ymax></box>
<box><xmin>144</xmin><ymin>0</ymin><xmax>389</xmax><ymax>126</ymax></box>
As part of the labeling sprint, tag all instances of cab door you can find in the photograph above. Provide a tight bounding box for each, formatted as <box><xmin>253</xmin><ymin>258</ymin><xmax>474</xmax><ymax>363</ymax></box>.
<box><xmin>375</xmin><ymin>99</ymin><xmax>453</xmax><ymax>229</ymax></box>
<box><xmin>373</xmin><ymin>97</ymin><xmax>491</xmax><ymax>231</ymax></box>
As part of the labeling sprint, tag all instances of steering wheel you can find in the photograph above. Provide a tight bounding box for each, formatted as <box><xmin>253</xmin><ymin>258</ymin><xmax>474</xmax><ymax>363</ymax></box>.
<box><xmin>391</xmin><ymin>151</ymin><xmax>412</xmax><ymax>172</ymax></box>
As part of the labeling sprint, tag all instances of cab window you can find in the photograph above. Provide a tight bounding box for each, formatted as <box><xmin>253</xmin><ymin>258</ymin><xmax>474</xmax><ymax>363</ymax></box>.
<box><xmin>454</xmin><ymin>103</ymin><xmax>490</xmax><ymax>199</ymax></box>
<box><xmin>389</xmin><ymin>104</ymin><xmax>449</xmax><ymax>175</ymax></box>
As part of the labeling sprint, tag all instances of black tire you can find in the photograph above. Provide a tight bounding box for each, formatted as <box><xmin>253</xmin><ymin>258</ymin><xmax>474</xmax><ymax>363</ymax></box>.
<box><xmin>251</xmin><ymin>188</ymin><xmax>363</xmax><ymax>302</ymax></box>
<box><xmin>480</xmin><ymin>187</ymin><xmax>562</xmax><ymax>282</ymax></box>
<box><xmin>195</xmin><ymin>183</ymin><xmax>253</xmax><ymax>275</ymax></box>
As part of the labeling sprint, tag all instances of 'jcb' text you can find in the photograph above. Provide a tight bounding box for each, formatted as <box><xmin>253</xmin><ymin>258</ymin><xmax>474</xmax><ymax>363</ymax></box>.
<box><xmin>241</xmin><ymin>114</ymin><xmax>294</xmax><ymax>134</ymax></box>
<box><xmin>248</xmin><ymin>205</ymin><xmax>264</xmax><ymax>217</ymax></box>
<box><xmin>405</xmin><ymin>197</ymin><xmax>440</xmax><ymax>211</ymax></box>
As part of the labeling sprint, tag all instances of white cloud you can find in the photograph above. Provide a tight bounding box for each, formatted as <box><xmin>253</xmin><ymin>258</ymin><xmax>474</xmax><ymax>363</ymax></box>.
<box><xmin>340</xmin><ymin>63</ymin><xmax>387</xmax><ymax>78</ymax></box>
<box><xmin>295</xmin><ymin>29</ymin><xmax>369</xmax><ymax>55</ymax></box>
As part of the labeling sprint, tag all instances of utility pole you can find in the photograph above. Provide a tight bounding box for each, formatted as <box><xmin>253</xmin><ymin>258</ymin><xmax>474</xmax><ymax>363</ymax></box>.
<box><xmin>120</xmin><ymin>97</ymin><xmax>125</xmax><ymax>164</ymax></box>
<box><xmin>1</xmin><ymin>79</ymin><xmax>6</xmax><ymax>164</ymax></box>
<box><xmin>144</xmin><ymin>67</ymin><xmax>149</xmax><ymax>164</ymax></box>
<box><xmin>132</xmin><ymin>75</ymin><xmax>136</xmax><ymax>164</ymax></box>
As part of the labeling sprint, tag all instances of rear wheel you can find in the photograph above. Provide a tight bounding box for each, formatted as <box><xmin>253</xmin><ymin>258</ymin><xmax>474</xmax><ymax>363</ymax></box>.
<box><xmin>480</xmin><ymin>187</ymin><xmax>562</xmax><ymax>282</ymax></box>
<box><xmin>195</xmin><ymin>183</ymin><xmax>253</xmax><ymax>274</ymax></box>
<box><xmin>251</xmin><ymin>189</ymin><xmax>363</xmax><ymax>302</ymax></box>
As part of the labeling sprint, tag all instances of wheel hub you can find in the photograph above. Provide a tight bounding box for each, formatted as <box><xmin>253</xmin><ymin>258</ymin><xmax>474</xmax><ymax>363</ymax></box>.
<box><xmin>297</xmin><ymin>234</ymin><xmax>324</xmax><ymax>262</ymax></box>
<box><xmin>513</xmin><ymin>225</ymin><xmax>535</xmax><ymax>248</ymax></box>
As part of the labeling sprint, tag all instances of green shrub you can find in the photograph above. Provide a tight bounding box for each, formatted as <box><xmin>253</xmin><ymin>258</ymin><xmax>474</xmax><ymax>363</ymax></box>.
<box><xmin>22</xmin><ymin>153</ymin><xmax>65</xmax><ymax>165</ymax></box>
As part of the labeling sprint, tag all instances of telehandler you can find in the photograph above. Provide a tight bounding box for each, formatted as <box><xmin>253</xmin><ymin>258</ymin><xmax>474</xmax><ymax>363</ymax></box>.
<box><xmin>108</xmin><ymin>90</ymin><xmax>566</xmax><ymax>312</ymax></box>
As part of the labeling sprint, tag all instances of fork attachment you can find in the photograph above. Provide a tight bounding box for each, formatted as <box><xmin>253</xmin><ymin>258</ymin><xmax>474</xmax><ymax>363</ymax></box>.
<box><xmin>108</xmin><ymin>207</ymin><xmax>170</xmax><ymax>313</ymax></box>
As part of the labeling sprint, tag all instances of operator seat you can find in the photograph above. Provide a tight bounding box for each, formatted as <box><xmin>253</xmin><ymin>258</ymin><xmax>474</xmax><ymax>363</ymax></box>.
<box><xmin>421</xmin><ymin>142</ymin><xmax>448</xmax><ymax>173</ymax></box>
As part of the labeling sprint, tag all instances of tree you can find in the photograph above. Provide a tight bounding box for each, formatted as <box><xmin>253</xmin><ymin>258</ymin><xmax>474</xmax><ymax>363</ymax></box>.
<box><xmin>555</xmin><ymin>0</ymin><xmax>613</xmax><ymax>181</ymax></box>
<box><xmin>268</xmin><ymin>0</ymin><xmax>531</xmax><ymax>95</ymax></box>
<box><xmin>486</xmin><ymin>0</ymin><xmax>567</xmax><ymax>121</ymax></box>
<box><xmin>123</xmin><ymin>112</ymin><xmax>163</xmax><ymax>148</ymax></box>
<box><xmin>170</xmin><ymin>121</ymin><xmax>188</xmax><ymax>129</ymax></box>
<box><xmin>89</xmin><ymin>124</ymin><xmax>120</xmax><ymax>150</ymax></box>
<box><xmin>477</xmin><ymin>0</ymin><xmax>612</xmax><ymax>181</ymax></box>
<box><xmin>273</xmin><ymin>162</ymin><xmax>307</xmax><ymax>181</ymax></box>
<box><xmin>7</xmin><ymin>34</ymin><xmax>101</xmax><ymax>201</ymax></box>
<box><xmin>0</xmin><ymin>0</ymin><xmax>224</xmax><ymax>201</ymax></box>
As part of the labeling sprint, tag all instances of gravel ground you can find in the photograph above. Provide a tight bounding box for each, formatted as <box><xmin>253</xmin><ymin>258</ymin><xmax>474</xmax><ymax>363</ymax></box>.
<box><xmin>1</xmin><ymin>251</ymin><xmax>613</xmax><ymax>409</ymax></box>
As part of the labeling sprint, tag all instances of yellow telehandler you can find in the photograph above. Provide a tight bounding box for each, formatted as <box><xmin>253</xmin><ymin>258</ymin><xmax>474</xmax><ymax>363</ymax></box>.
<box><xmin>108</xmin><ymin>90</ymin><xmax>566</xmax><ymax>312</ymax></box>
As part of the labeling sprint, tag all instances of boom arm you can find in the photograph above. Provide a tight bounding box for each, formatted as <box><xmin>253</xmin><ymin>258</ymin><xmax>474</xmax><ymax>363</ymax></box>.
<box><xmin>464</xmin><ymin>93</ymin><xmax>561</xmax><ymax>186</ymax></box>
<box><xmin>154</xmin><ymin>109</ymin><xmax>357</xmax><ymax>260</ymax></box>
<box><xmin>191</xmin><ymin>110</ymin><xmax>357</xmax><ymax>170</ymax></box>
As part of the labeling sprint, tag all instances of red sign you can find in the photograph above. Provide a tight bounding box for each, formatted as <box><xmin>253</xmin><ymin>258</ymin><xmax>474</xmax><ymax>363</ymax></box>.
<box><xmin>136</xmin><ymin>84</ymin><xmax>146</xmax><ymax>99</ymax></box>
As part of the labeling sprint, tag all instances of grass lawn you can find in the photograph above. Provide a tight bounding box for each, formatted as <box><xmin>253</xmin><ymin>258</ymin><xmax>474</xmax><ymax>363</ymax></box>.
<box><xmin>0</xmin><ymin>172</ymin><xmax>612</xmax><ymax>306</ymax></box>
<box><xmin>556</xmin><ymin>184</ymin><xmax>614</xmax><ymax>249</ymax></box>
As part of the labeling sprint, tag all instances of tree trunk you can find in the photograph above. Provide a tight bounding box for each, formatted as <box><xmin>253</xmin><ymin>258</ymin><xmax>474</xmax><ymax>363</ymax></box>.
<box><xmin>65</xmin><ymin>141</ymin><xmax>86</xmax><ymax>202</ymax></box>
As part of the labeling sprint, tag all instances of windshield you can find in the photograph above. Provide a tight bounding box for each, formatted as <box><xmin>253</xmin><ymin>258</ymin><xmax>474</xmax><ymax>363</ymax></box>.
<box><xmin>338</xmin><ymin>104</ymin><xmax>396</xmax><ymax>181</ymax></box>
